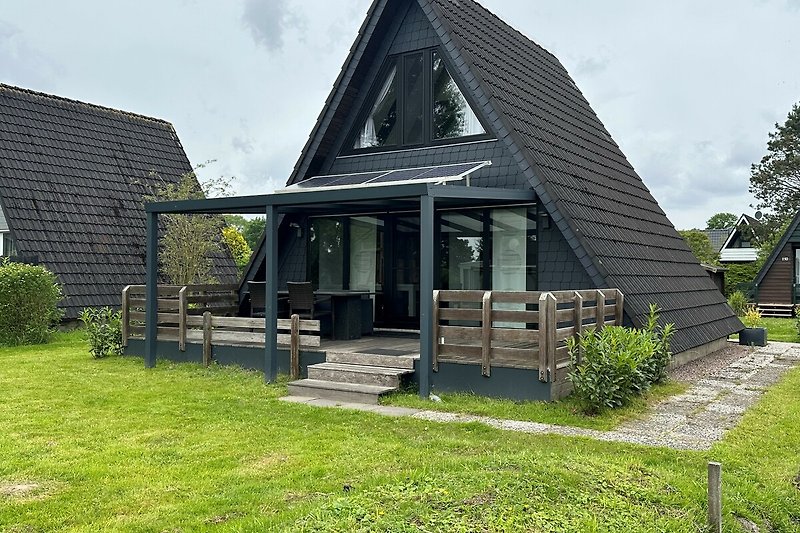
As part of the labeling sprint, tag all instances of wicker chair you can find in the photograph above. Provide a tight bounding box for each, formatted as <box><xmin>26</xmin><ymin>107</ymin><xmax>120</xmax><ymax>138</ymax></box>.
<box><xmin>287</xmin><ymin>282</ymin><xmax>331</xmax><ymax>319</ymax></box>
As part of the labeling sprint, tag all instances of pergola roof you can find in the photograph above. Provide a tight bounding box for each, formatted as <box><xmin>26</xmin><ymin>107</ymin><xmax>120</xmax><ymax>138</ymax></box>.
<box><xmin>145</xmin><ymin>183</ymin><xmax>535</xmax><ymax>215</ymax></box>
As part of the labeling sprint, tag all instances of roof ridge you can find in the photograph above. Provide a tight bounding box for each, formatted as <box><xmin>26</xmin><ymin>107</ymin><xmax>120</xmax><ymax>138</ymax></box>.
<box><xmin>0</xmin><ymin>83</ymin><xmax>175</xmax><ymax>128</ymax></box>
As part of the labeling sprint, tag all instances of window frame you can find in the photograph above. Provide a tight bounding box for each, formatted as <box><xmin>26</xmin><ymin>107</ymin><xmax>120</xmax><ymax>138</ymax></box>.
<box><xmin>344</xmin><ymin>47</ymin><xmax>492</xmax><ymax>155</ymax></box>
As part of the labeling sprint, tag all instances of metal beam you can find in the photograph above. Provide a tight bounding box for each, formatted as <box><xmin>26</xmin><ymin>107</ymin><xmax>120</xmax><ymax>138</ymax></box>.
<box><xmin>264</xmin><ymin>204</ymin><xmax>279</xmax><ymax>382</ymax></box>
<box><xmin>419</xmin><ymin>194</ymin><xmax>435</xmax><ymax>398</ymax></box>
<box><xmin>144</xmin><ymin>211</ymin><xmax>158</xmax><ymax>368</ymax></box>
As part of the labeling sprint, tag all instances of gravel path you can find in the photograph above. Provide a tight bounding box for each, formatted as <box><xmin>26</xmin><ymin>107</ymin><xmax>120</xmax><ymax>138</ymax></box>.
<box><xmin>280</xmin><ymin>342</ymin><xmax>800</xmax><ymax>450</ymax></box>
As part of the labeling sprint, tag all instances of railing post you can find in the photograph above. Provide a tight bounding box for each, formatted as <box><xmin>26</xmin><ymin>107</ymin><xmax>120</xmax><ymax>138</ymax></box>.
<box><xmin>481</xmin><ymin>291</ymin><xmax>492</xmax><ymax>377</ymax></box>
<box><xmin>545</xmin><ymin>293</ymin><xmax>556</xmax><ymax>383</ymax></box>
<box><xmin>615</xmin><ymin>289</ymin><xmax>624</xmax><ymax>326</ymax></box>
<box><xmin>178</xmin><ymin>286</ymin><xmax>188</xmax><ymax>352</ymax></box>
<box><xmin>708</xmin><ymin>462</ymin><xmax>722</xmax><ymax>533</ymax></box>
<box><xmin>432</xmin><ymin>290</ymin><xmax>440</xmax><ymax>372</ymax></box>
<box><xmin>573</xmin><ymin>291</ymin><xmax>584</xmax><ymax>366</ymax></box>
<box><xmin>121</xmin><ymin>285</ymin><xmax>131</xmax><ymax>347</ymax></box>
<box><xmin>538</xmin><ymin>293</ymin><xmax>556</xmax><ymax>382</ymax></box>
<box><xmin>202</xmin><ymin>311</ymin><xmax>212</xmax><ymax>367</ymax></box>
<box><xmin>595</xmin><ymin>289</ymin><xmax>606</xmax><ymax>331</ymax></box>
<box><xmin>290</xmin><ymin>314</ymin><xmax>300</xmax><ymax>380</ymax></box>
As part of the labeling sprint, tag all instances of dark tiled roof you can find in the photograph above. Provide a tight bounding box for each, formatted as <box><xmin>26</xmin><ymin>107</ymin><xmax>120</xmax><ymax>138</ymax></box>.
<box><xmin>420</xmin><ymin>0</ymin><xmax>742</xmax><ymax>352</ymax></box>
<box><xmin>0</xmin><ymin>84</ymin><xmax>238</xmax><ymax>318</ymax></box>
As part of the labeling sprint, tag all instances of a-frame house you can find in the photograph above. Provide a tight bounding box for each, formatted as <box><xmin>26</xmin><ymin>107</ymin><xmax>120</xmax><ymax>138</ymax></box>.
<box><xmin>143</xmin><ymin>0</ymin><xmax>742</xmax><ymax>400</ymax></box>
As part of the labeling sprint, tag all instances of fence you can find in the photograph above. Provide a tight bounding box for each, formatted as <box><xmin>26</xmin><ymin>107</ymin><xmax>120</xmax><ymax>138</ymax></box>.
<box><xmin>432</xmin><ymin>288</ymin><xmax>624</xmax><ymax>383</ymax></box>
<box><xmin>122</xmin><ymin>285</ymin><xmax>319</xmax><ymax>378</ymax></box>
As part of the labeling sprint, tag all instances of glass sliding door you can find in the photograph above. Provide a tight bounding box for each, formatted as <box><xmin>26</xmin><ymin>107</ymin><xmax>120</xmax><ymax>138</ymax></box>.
<box><xmin>795</xmin><ymin>248</ymin><xmax>800</xmax><ymax>304</ymax></box>
<box><xmin>350</xmin><ymin>216</ymin><xmax>383</xmax><ymax>322</ymax></box>
<box><xmin>387</xmin><ymin>216</ymin><xmax>420</xmax><ymax>327</ymax></box>
<box><xmin>310</xmin><ymin>218</ymin><xmax>345</xmax><ymax>290</ymax></box>
<box><xmin>440</xmin><ymin>210</ymin><xmax>485</xmax><ymax>290</ymax></box>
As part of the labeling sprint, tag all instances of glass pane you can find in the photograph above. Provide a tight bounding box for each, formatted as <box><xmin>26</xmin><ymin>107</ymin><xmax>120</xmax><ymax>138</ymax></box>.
<box><xmin>433</xmin><ymin>51</ymin><xmax>485</xmax><ymax>140</ymax></box>
<box><xmin>350</xmin><ymin>217</ymin><xmax>381</xmax><ymax>292</ymax></box>
<box><xmin>491</xmin><ymin>208</ymin><xmax>530</xmax><ymax>328</ymax></box>
<box><xmin>354</xmin><ymin>66</ymin><xmax>398</xmax><ymax>149</ymax></box>
<box><xmin>310</xmin><ymin>218</ymin><xmax>344</xmax><ymax>290</ymax></box>
<box><xmin>403</xmin><ymin>53</ymin><xmax>425</xmax><ymax>145</ymax></box>
<box><xmin>440</xmin><ymin>211</ymin><xmax>484</xmax><ymax>290</ymax></box>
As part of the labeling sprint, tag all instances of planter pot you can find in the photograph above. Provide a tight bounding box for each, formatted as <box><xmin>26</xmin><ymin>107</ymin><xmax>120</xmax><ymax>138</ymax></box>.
<box><xmin>739</xmin><ymin>327</ymin><xmax>767</xmax><ymax>347</ymax></box>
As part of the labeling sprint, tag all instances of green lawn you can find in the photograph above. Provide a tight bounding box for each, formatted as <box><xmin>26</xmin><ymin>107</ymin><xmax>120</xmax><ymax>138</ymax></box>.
<box><xmin>1</xmin><ymin>332</ymin><xmax>799</xmax><ymax>531</ymax></box>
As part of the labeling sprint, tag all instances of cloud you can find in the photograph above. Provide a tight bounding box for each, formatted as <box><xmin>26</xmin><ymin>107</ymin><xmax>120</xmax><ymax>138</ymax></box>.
<box><xmin>231</xmin><ymin>136</ymin><xmax>254</xmax><ymax>154</ymax></box>
<box><xmin>0</xmin><ymin>20</ymin><xmax>62</xmax><ymax>89</ymax></box>
<box><xmin>241</xmin><ymin>0</ymin><xmax>306</xmax><ymax>52</ymax></box>
<box><xmin>574</xmin><ymin>56</ymin><xmax>609</xmax><ymax>77</ymax></box>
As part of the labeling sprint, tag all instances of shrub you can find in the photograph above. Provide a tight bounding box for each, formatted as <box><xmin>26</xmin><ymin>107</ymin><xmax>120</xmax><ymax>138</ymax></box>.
<box><xmin>0</xmin><ymin>259</ymin><xmax>63</xmax><ymax>345</ymax></box>
<box><xmin>724</xmin><ymin>262</ymin><xmax>759</xmax><ymax>298</ymax></box>
<box><xmin>568</xmin><ymin>305</ymin><xmax>675</xmax><ymax>415</ymax></box>
<box><xmin>79</xmin><ymin>307</ymin><xmax>123</xmax><ymax>358</ymax></box>
<box><xmin>742</xmin><ymin>306</ymin><xmax>763</xmax><ymax>329</ymax></box>
<box><xmin>727</xmin><ymin>291</ymin><xmax>749</xmax><ymax>316</ymax></box>
<box><xmin>642</xmin><ymin>304</ymin><xmax>675</xmax><ymax>385</ymax></box>
<box><xmin>567</xmin><ymin>327</ymin><xmax>657</xmax><ymax>414</ymax></box>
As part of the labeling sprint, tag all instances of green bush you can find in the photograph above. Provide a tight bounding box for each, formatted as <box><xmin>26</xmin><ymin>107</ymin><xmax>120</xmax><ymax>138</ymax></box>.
<box><xmin>568</xmin><ymin>306</ymin><xmax>675</xmax><ymax>414</ymax></box>
<box><xmin>79</xmin><ymin>307</ymin><xmax>123</xmax><ymax>358</ymax></box>
<box><xmin>724</xmin><ymin>263</ymin><xmax>758</xmax><ymax>298</ymax></box>
<box><xmin>727</xmin><ymin>291</ymin><xmax>749</xmax><ymax>316</ymax></box>
<box><xmin>0</xmin><ymin>259</ymin><xmax>63</xmax><ymax>345</ymax></box>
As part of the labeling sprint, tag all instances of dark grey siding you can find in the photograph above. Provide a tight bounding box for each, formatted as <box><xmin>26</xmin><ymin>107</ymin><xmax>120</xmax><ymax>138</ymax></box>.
<box><xmin>389</xmin><ymin>1</ymin><xmax>440</xmax><ymax>55</ymax></box>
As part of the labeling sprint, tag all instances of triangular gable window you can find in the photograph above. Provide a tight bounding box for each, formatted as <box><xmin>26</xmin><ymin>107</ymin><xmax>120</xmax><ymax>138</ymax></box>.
<box><xmin>350</xmin><ymin>48</ymin><xmax>488</xmax><ymax>152</ymax></box>
<box><xmin>354</xmin><ymin>65</ymin><xmax>399</xmax><ymax>149</ymax></box>
<box><xmin>433</xmin><ymin>51</ymin><xmax>485</xmax><ymax>139</ymax></box>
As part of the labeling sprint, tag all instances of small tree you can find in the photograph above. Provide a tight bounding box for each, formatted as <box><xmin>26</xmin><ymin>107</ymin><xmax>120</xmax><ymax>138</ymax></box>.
<box><xmin>147</xmin><ymin>164</ymin><xmax>233</xmax><ymax>285</ymax></box>
<box><xmin>705</xmin><ymin>212</ymin><xmax>737</xmax><ymax>230</ymax></box>
<box><xmin>679</xmin><ymin>229</ymin><xmax>720</xmax><ymax>265</ymax></box>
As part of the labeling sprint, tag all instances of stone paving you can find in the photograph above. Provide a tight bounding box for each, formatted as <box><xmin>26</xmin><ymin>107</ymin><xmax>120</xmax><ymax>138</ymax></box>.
<box><xmin>279</xmin><ymin>342</ymin><xmax>800</xmax><ymax>450</ymax></box>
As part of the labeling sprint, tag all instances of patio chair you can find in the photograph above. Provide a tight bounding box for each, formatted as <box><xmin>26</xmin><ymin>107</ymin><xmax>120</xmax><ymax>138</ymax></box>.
<box><xmin>248</xmin><ymin>281</ymin><xmax>290</xmax><ymax>318</ymax></box>
<box><xmin>287</xmin><ymin>282</ymin><xmax>333</xmax><ymax>336</ymax></box>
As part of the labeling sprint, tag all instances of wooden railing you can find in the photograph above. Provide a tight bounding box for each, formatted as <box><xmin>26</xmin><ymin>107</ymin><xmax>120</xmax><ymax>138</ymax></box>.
<box><xmin>122</xmin><ymin>285</ymin><xmax>319</xmax><ymax>378</ymax></box>
<box><xmin>432</xmin><ymin>289</ymin><xmax>624</xmax><ymax>382</ymax></box>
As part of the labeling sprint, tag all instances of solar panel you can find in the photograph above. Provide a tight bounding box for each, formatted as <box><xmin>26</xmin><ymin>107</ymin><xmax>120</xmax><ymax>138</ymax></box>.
<box><xmin>277</xmin><ymin>161</ymin><xmax>491</xmax><ymax>194</ymax></box>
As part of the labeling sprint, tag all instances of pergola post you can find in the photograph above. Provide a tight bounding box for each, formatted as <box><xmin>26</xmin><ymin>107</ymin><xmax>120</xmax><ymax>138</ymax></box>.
<box><xmin>419</xmin><ymin>194</ymin><xmax>435</xmax><ymax>398</ymax></box>
<box><xmin>144</xmin><ymin>210</ymin><xmax>158</xmax><ymax>368</ymax></box>
<box><xmin>264</xmin><ymin>203</ymin><xmax>279</xmax><ymax>382</ymax></box>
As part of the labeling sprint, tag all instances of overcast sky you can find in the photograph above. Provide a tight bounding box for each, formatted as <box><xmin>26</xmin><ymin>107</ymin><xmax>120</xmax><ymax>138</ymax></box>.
<box><xmin>2</xmin><ymin>0</ymin><xmax>799</xmax><ymax>229</ymax></box>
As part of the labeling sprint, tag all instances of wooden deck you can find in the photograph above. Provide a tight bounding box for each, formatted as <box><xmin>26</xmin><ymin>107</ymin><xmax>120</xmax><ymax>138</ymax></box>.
<box><xmin>320</xmin><ymin>332</ymin><xmax>421</xmax><ymax>358</ymax></box>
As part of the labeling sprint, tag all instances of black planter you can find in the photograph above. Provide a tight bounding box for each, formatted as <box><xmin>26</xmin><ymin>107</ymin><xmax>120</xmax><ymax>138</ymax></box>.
<box><xmin>739</xmin><ymin>327</ymin><xmax>767</xmax><ymax>347</ymax></box>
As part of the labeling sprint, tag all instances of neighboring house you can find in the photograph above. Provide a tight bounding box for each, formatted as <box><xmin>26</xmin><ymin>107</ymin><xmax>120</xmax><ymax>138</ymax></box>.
<box><xmin>237</xmin><ymin>0</ymin><xmax>741</xmax><ymax>356</ymax></box>
<box><xmin>705</xmin><ymin>228</ymin><xmax>732</xmax><ymax>254</ymax></box>
<box><xmin>0</xmin><ymin>84</ymin><xmax>238</xmax><ymax>319</ymax></box>
<box><xmin>718</xmin><ymin>214</ymin><xmax>761</xmax><ymax>263</ymax></box>
<box><xmin>753</xmin><ymin>210</ymin><xmax>800</xmax><ymax>315</ymax></box>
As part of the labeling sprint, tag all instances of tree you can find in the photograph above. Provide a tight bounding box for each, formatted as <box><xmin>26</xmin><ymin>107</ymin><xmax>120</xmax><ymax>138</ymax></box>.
<box><xmin>223</xmin><ymin>215</ymin><xmax>265</xmax><ymax>251</ymax></box>
<box><xmin>222</xmin><ymin>226</ymin><xmax>253</xmax><ymax>273</ymax></box>
<box><xmin>705</xmin><ymin>212</ymin><xmax>737</xmax><ymax>230</ymax></box>
<box><xmin>750</xmin><ymin>102</ymin><xmax>800</xmax><ymax>237</ymax></box>
<box><xmin>147</xmin><ymin>164</ymin><xmax>233</xmax><ymax>285</ymax></box>
<box><xmin>679</xmin><ymin>230</ymin><xmax>720</xmax><ymax>265</ymax></box>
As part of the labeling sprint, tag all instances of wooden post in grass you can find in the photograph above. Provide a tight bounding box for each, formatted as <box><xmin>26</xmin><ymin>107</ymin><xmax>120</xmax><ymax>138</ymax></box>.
<box><xmin>290</xmin><ymin>314</ymin><xmax>300</xmax><ymax>380</ymax></box>
<box><xmin>202</xmin><ymin>311</ymin><xmax>212</xmax><ymax>367</ymax></box>
<box><xmin>481</xmin><ymin>291</ymin><xmax>492</xmax><ymax>377</ymax></box>
<box><xmin>178</xmin><ymin>286</ymin><xmax>188</xmax><ymax>352</ymax></box>
<box><xmin>121</xmin><ymin>285</ymin><xmax>131</xmax><ymax>347</ymax></box>
<box><xmin>708</xmin><ymin>462</ymin><xmax>722</xmax><ymax>533</ymax></box>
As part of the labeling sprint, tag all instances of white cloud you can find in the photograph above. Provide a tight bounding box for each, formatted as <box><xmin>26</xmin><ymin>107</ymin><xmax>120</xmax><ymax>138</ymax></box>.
<box><xmin>241</xmin><ymin>0</ymin><xmax>306</xmax><ymax>52</ymax></box>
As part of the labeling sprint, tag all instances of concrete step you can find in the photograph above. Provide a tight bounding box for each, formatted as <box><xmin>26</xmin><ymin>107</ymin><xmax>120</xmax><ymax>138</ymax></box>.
<box><xmin>325</xmin><ymin>351</ymin><xmax>416</xmax><ymax>370</ymax></box>
<box><xmin>287</xmin><ymin>379</ymin><xmax>395</xmax><ymax>405</ymax></box>
<box><xmin>758</xmin><ymin>304</ymin><xmax>794</xmax><ymax>318</ymax></box>
<box><xmin>307</xmin><ymin>362</ymin><xmax>412</xmax><ymax>388</ymax></box>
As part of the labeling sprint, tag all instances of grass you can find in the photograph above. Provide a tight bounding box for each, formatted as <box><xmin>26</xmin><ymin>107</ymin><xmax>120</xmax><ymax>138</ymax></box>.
<box><xmin>0</xmin><ymin>331</ymin><xmax>798</xmax><ymax>531</ymax></box>
<box><xmin>731</xmin><ymin>317</ymin><xmax>800</xmax><ymax>343</ymax></box>
<box><xmin>383</xmin><ymin>381</ymin><xmax>688</xmax><ymax>431</ymax></box>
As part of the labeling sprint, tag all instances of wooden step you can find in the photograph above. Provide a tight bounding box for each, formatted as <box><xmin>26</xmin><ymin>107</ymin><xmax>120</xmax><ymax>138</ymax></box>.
<box><xmin>325</xmin><ymin>351</ymin><xmax>416</xmax><ymax>370</ymax></box>
<box><xmin>307</xmin><ymin>362</ymin><xmax>412</xmax><ymax>388</ymax></box>
<box><xmin>757</xmin><ymin>303</ymin><xmax>794</xmax><ymax>318</ymax></box>
<box><xmin>287</xmin><ymin>379</ymin><xmax>395</xmax><ymax>405</ymax></box>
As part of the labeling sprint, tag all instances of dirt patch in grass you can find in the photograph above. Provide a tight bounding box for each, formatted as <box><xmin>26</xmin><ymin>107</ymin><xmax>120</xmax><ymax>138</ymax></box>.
<box><xmin>1</xmin><ymin>482</ymin><xmax>40</xmax><ymax>497</ymax></box>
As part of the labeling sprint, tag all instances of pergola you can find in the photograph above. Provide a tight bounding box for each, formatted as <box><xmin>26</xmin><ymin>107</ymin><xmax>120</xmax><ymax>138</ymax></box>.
<box><xmin>144</xmin><ymin>182</ymin><xmax>535</xmax><ymax>397</ymax></box>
